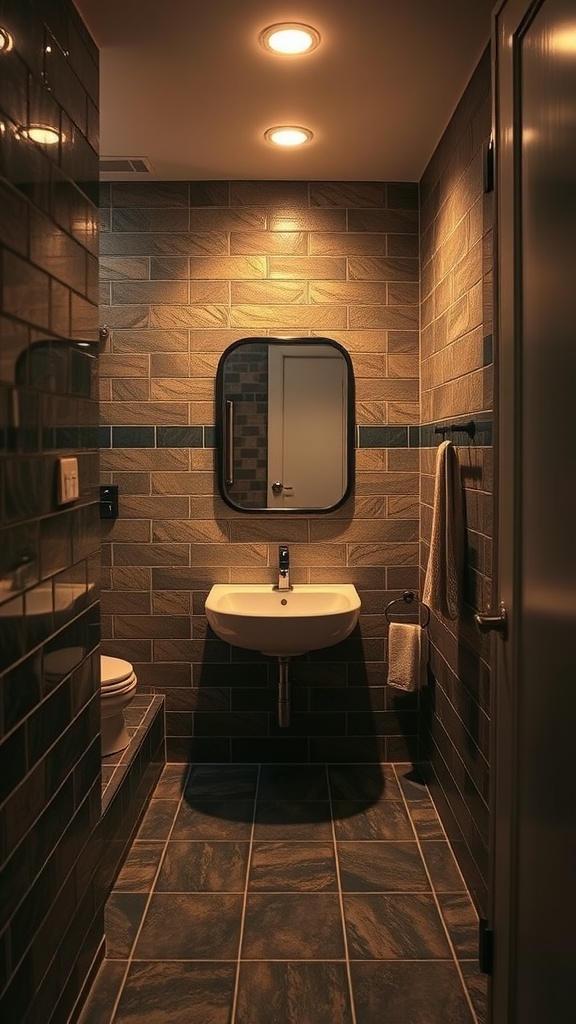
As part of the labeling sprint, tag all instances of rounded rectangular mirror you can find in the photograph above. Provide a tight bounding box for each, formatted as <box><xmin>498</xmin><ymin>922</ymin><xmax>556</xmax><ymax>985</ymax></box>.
<box><xmin>216</xmin><ymin>337</ymin><xmax>355</xmax><ymax>513</ymax></box>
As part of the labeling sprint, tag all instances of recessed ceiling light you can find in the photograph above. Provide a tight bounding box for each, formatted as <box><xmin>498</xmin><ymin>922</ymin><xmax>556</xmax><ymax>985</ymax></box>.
<box><xmin>264</xmin><ymin>125</ymin><xmax>314</xmax><ymax>147</ymax></box>
<box><xmin>259</xmin><ymin>23</ymin><xmax>320</xmax><ymax>56</ymax></box>
<box><xmin>25</xmin><ymin>124</ymin><xmax>61</xmax><ymax>145</ymax></box>
<box><xmin>0</xmin><ymin>26</ymin><xmax>14</xmax><ymax>52</ymax></box>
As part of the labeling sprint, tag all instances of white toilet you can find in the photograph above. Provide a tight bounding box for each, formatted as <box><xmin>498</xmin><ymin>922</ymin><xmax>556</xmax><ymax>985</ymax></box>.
<box><xmin>100</xmin><ymin>655</ymin><xmax>138</xmax><ymax>756</ymax></box>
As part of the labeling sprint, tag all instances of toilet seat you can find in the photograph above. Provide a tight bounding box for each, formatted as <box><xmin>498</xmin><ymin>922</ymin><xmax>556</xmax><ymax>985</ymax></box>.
<box><xmin>101</xmin><ymin>655</ymin><xmax>136</xmax><ymax>693</ymax></box>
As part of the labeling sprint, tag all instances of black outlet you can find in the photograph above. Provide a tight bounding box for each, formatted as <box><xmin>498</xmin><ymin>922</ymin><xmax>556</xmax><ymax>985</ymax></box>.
<box><xmin>99</xmin><ymin>484</ymin><xmax>119</xmax><ymax>519</ymax></box>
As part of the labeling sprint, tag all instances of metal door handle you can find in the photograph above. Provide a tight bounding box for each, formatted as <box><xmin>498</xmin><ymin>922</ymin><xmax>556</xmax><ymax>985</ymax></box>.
<box><xmin>271</xmin><ymin>481</ymin><xmax>283</xmax><ymax>494</ymax></box>
<box><xmin>474</xmin><ymin>602</ymin><xmax>507</xmax><ymax>636</ymax></box>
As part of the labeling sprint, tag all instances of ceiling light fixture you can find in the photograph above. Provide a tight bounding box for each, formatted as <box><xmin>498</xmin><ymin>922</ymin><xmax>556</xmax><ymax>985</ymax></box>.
<box><xmin>0</xmin><ymin>26</ymin><xmax>14</xmax><ymax>52</ymax></box>
<box><xmin>264</xmin><ymin>125</ymin><xmax>313</xmax><ymax>147</ymax></box>
<box><xmin>25</xmin><ymin>124</ymin><xmax>61</xmax><ymax>145</ymax></box>
<box><xmin>259</xmin><ymin>22</ymin><xmax>320</xmax><ymax>56</ymax></box>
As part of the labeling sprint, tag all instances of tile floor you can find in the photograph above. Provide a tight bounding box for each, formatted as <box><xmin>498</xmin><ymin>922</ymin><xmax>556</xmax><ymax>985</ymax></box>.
<box><xmin>80</xmin><ymin>762</ymin><xmax>488</xmax><ymax>1024</ymax></box>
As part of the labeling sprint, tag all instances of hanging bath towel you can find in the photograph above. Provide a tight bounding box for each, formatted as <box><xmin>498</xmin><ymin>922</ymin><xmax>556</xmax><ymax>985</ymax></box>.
<box><xmin>422</xmin><ymin>439</ymin><xmax>464</xmax><ymax>620</ymax></box>
<box><xmin>387</xmin><ymin>622</ymin><xmax>429</xmax><ymax>691</ymax></box>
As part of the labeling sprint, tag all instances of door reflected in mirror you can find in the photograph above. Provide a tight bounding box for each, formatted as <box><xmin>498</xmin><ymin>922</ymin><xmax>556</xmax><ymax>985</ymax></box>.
<box><xmin>216</xmin><ymin>337</ymin><xmax>355</xmax><ymax>513</ymax></box>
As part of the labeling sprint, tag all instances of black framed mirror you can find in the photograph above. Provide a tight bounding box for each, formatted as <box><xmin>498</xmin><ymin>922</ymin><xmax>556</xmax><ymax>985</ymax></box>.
<box><xmin>215</xmin><ymin>337</ymin><xmax>355</xmax><ymax>513</ymax></box>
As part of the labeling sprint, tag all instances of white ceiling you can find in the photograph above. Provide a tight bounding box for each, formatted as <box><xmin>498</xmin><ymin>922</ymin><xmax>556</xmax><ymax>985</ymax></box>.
<box><xmin>74</xmin><ymin>0</ymin><xmax>494</xmax><ymax>181</ymax></box>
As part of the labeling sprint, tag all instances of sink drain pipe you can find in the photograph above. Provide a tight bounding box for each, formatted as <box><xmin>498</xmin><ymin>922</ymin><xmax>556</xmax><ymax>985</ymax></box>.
<box><xmin>278</xmin><ymin>657</ymin><xmax>291</xmax><ymax>728</ymax></box>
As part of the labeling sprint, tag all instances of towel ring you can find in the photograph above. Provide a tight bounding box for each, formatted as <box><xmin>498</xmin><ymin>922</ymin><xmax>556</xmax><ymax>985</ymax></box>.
<box><xmin>384</xmin><ymin>590</ymin><xmax>430</xmax><ymax>629</ymax></box>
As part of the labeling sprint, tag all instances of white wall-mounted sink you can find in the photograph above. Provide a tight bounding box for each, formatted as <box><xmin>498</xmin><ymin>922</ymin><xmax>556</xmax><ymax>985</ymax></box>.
<box><xmin>205</xmin><ymin>583</ymin><xmax>361</xmax><ymax>657</ymax></box>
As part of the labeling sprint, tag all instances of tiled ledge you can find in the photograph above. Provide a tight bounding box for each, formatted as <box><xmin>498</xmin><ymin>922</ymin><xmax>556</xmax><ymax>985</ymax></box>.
<box><xmin>99</xmin><ymin>694</ymin><xmax>166</xmax><ymax>898</ymax></box>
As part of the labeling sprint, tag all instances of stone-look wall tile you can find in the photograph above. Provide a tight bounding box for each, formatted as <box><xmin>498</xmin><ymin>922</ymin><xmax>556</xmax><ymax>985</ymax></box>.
<box><xmin>102</xmin><ymin>178</ymin><xmax>421</xmax><ymax>764</ymax></box>
<box><xmin>419</xmin><ymin>47</ymin><xmax>493</xmax><ymax>916</ymax></box>
<box><xmin>0</xmin><ymin>2</ymin><xmax>102</xmax><ymax>1022</ymax></box>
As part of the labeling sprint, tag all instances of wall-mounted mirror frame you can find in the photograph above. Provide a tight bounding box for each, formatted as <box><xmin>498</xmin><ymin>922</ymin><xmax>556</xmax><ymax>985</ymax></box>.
<box><xmin>215</xmin><ymin>337</ymin><xmax>355</xmax><ymax>513</ymax></box>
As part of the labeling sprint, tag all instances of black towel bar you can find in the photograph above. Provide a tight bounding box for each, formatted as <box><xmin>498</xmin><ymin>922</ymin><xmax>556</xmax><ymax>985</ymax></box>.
<box><xmin>434</xmin><ymin>419</ymin><xmax>476</xmax><ymax>440</ymax></box>
<box><xmin>384</xmin><ymin>591</ymin><xmax>430</xmax><ymax>629</ymax></box>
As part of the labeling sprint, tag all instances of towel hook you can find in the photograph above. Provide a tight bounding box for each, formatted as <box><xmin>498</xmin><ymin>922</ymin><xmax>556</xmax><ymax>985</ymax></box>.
<box><xmin>384</xmin><ymin>590</ymin><xmax>430</xmax><ymax>629</ymax></box>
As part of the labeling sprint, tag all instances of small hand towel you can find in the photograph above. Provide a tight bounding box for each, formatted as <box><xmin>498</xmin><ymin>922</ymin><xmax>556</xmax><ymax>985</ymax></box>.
<box><xmin>423</xmin><ymin>440</ymin><xmax>464</xmax><ymax>620</ymax></box>
<box><xmin>387</xmin><ymin>622</ymin><xmax>428</xmax><ymax>692</ymax></box>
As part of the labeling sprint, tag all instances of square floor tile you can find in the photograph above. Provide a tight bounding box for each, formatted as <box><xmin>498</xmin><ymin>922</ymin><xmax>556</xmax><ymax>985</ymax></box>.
<box><xmin>249</xmin><ymin>841</ymin><xmax>337</xmax><ymax>891</ymax></box>
<box><xmin>328</xmin><ymin>763</ymin><xmax>400</xmax><ymax>801</ymax></box>
<box><xmin>461</xmin><ymin>960</ymin><xmax>488</xmax><ymax>1023</ymax></box>
<box><xmin>115</xmin><ymin>842</ymin><xmax>165</xmax><ymax>893</ymax></box>
<box><xmin>77</xmin><ymin>960</ymin><xmax>127</xmax><ymax>1024</ymax></box>
<box><xmin>155</xmin><ymin>840</ymin><xmax>249</xmax><ymax>892</ymax></box>
<box><xmin>406</xmin><ymin>799</ymin><xmax>445</xmax><ymax>840</ymax></box>
<box><xmin>337</xmin><ymin>842</ymin><xmax>430</xmax><ymax>892</ymax></box>
<box><xmin>258</xmin><ymin>764</ymin><xmax>329</xmax><ymax>801</ymax></box>
<box><xmin>420</xmin><ymin>841</ymin><xmax>467</xmax><ymax>892</ymax></box>
<box><xmin>113</xmin><ymin>961</ymin><xmax>236</xmax><ymax>1024</ymax></box>
<box><xmin>351</xmin><ymin>960</ymin><xmax>475</xmax><ymax>1024</ymax></box>
<box><xmin>437</xmin><ymin>893</ymin><xmax>479</xmax><ymax>958</ymax></box>
<box><xmin>134</xmin><ymin>893</ymin><xmax>243</xmax><ymax>960</ymax></box>
<box><xmin>136</xmin><ymin>800</ymin><xmax>180</xmax><ymax>841</ymax></box>
<box><xmin>235</xmin><ymin>961</ymin><xmax>353</xmax><ymax>1024</ymax></box>
<box><xmin>172</xmin><ymin>800</ymin><xmax>254</xmax><ymax>840</ymax></box>
<box><xmin>253</xmin><ymin>801</ymin><xmax>333</xmax><ymax>841</ymax></box>
<box><xmin>152</xmin><ymin>764</ymin><xmax>190</xmax><ymax>799</ymax></box>
<box><xmin>242</xmin><ymin>893</ymin><xmax>345</xmax><ymax>959</ymax></box>
<box><xmin>344</xmin><ymin>893</ymin><xmax>451</xmax><ymax>959</ymax></box>
<box><xmin>395</xmin><ymin>766</ymin><xmax>430</xmax><ymax>801</ymax></box>
<box><xmin>184</xmin><ymin>763</ymin><xmax>258</xmax><ymax>801</ymax></box>
<box><xmin>105</xmin><ymin>894</ymin><xmax>148</xmax><ymax>959</ymax></box>
<box><xmin>333</xmin><ymin>800</ymin><xmax>414</xmax><ymax>841</ymax></box>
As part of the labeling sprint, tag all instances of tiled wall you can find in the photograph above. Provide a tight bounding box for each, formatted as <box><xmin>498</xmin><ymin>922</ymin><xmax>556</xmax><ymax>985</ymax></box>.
<box><xmin>419</xmin><ymin>49</ymin><xmax>493</xmax><ymax>914</ymax></box>
<box><xmin>0</xmin><ymin>0</ymin><xmax>101</xmax><ymax>1020</ymax></box>
<box><xmin>99</xmin><ymin>180</ymin><xmax>422</xmax><ymax>764</ymax></box>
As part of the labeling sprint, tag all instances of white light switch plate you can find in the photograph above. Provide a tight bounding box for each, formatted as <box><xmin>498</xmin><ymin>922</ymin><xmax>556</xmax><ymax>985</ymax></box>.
<box><xmin>57</xmin><ymin>456</ymin><xmax>79</xmax><ymax>504</ymax></box>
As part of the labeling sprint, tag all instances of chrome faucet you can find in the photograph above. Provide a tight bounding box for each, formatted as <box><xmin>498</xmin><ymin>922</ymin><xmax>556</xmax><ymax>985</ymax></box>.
<box><xmin>276</xmin><ymin>545</ymin><xmax>292</xmax><ymax>591</ymax></box>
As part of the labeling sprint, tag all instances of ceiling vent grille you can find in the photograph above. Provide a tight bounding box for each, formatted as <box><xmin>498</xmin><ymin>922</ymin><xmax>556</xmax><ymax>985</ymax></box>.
<box><xmin>99</xmin><ymin>156</ymin><xmax>154</xmax><ymax>174</ymax></box>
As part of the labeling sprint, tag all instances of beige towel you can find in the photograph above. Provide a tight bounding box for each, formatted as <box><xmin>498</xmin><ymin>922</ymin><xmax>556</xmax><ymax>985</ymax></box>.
<box><xmin>423</xmin><ymin>440</ymin><xmax>464</xmax><ymax>620</ymax></box>
<box><xmin>387</xmin><ymin>622</ymin><xmax>428</xmax><ymax>691</ymax></box>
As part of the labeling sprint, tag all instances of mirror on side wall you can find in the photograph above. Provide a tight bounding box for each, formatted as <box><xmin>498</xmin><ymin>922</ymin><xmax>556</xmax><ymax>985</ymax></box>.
<box><xmin>215</xmin><ymin>337</ymin><xmax>355</xmax><ymax>513</ymax></box>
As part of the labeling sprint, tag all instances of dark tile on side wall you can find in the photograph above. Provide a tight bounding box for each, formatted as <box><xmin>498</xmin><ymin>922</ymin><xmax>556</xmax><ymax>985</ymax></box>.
<box><xmin>156</xmin><ymin>426</ymin><xmax>203</xmax><ymax>447</ymax></box>
<box><xmin>135</xmin><ymin>893</ymin><xmax>243</xmax><ymax>960</ymax></box>
<box><xmin>99</xmin><ymin>426</ymin><xmax>111</xmax><ymax>448</ymax></box>
<box><xmin>358</xmin><ymin>426</ymin><xmax>409</xmax><ymax>448</ymax></box>
<box><xmin>113</xmin><ymin>962</ymin><xmax>236</xmax><ymax>1024</ymax></box>
<box><xmin>235</xmin><ymin>961</ymin><xmax>353</xmax><ymax>1024</ymax></box>
<box><xmin>111</xmin><ymin>426</ymin><xmax>155</xmax><ymax>448</ymax></box>
<box><xmin>351</xmin><ymin>961</ymin><xmax>475</xmax><ymax>1024</ymax></box>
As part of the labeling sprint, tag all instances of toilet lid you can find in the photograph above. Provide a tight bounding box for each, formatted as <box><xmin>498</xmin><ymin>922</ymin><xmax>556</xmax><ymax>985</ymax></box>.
<box><xmin>101</xmin><ymin>655</ymin><xmax>134</xmax><ymax>687</ymax></box>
